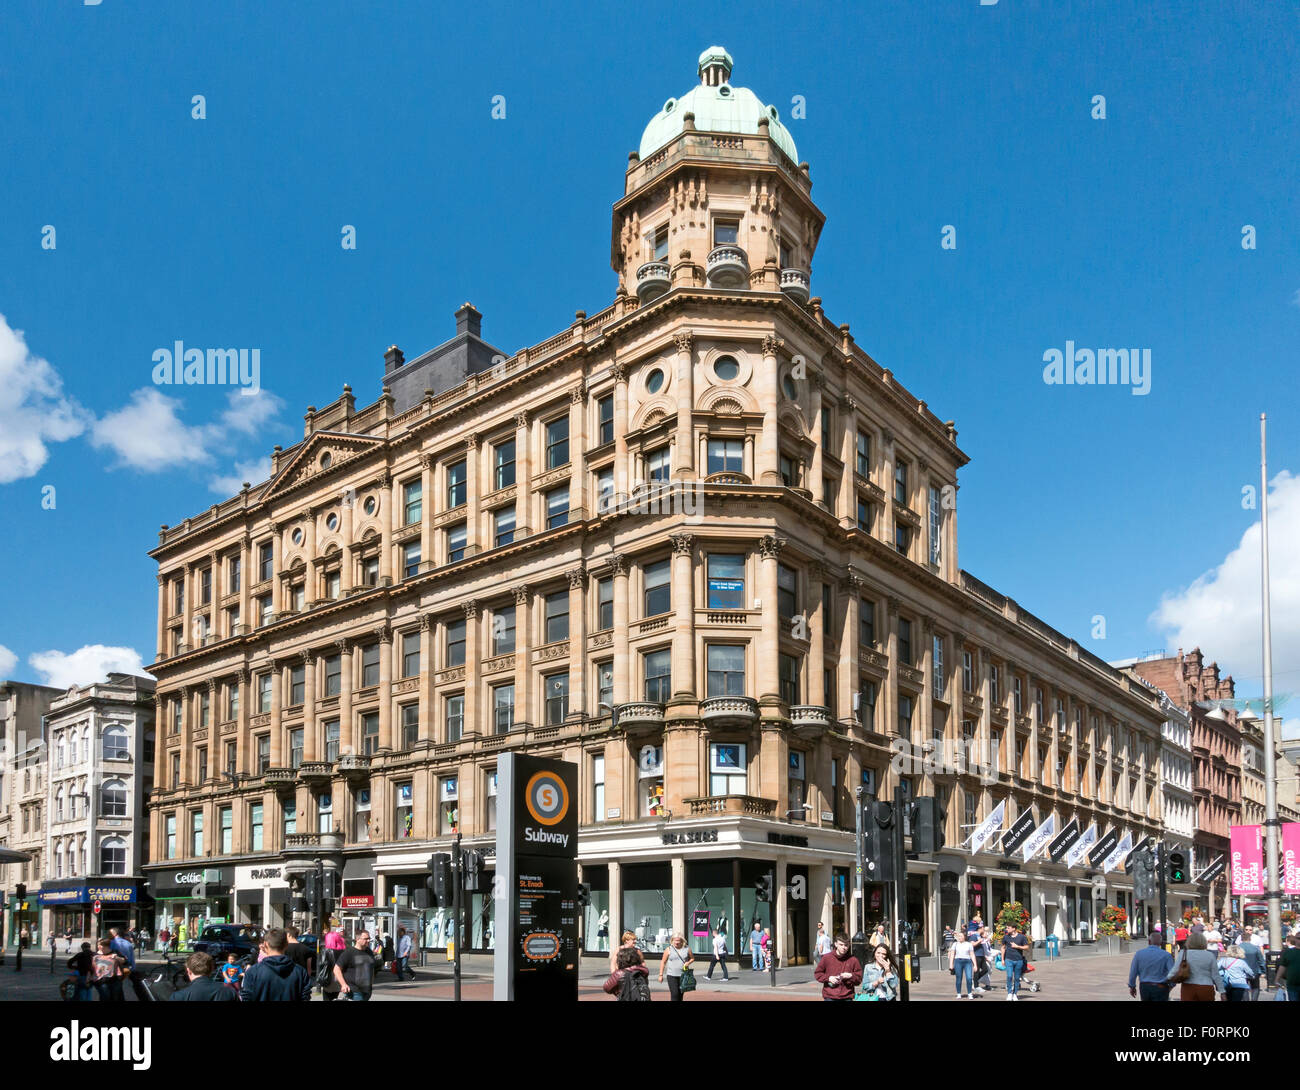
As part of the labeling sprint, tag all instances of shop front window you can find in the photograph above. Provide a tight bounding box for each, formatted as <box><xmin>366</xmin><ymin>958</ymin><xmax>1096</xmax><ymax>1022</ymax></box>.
<box><xmin>623</xmin><ymin>862</ymin><xmax>673</xmax><ymax>956</ymax></box>
<box><xmin>583</xmin><ymin>865</ymin><xmax>611</xmax><ymax>954</ymax></box>
<box><xmin>686</xmin><ymin>859</ymin><xmax>735</xmax><ymax>957</ymax></box>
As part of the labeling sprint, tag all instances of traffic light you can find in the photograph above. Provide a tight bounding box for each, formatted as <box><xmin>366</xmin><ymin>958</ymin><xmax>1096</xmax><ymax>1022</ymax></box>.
<box><xmin>576</xmin><ymin>883</ymin><xmax>591</xmax><ymax>908</ymax></box>
<box><xmin>303</xmin><ymin>871</ymin><xmax>318</xmax><ymax>903</ymax></box>
<box><xmin>755</xmin><ymin>874</ymin><xmax>773</xmax><ymax>902</ymax></box>
<box><xmin>862</xmin><ymin>802</ymin><xmax>896</xmax><ymax>883</ymax></box>
<box><xmin>910</xmin><ymin>797</ymin><xmax>946</xmax><ymax>854</ymax></box>
<box><xmin>462</xmin><ymin>850</ymin><xmax>484</xmax><ymax>893</ymax></box>
<box><xmin>321</xmin><ymin>869</ymin><xmax>338</xmax><ymax>904</ymax></box>
<box><xmin>1167</xmin><ymin>851</ymin><xmax>1187</xmax><ymax>884</ymax></box>
<box><xmin>14</xmin><ymin>883</ymin><xmax>26</xmax><ymax>901</ymax></box>
<box><xmin>428</xmin><ymin>853</ymin><xmax>452</xmax><ymax>907</ymax></box>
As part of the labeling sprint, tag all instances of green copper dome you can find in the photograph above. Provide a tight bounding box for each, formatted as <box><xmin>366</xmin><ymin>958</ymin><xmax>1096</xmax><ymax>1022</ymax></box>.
<box><xmin>638</xmin><ymin>48</ymin><xmax>799</xmax><ymax>164</ymax></box>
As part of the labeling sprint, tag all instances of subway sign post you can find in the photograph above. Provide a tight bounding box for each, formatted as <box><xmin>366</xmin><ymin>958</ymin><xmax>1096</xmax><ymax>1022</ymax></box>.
<box><xmin>494</xmin><ymin>753</ymin><xmax>579</xmax><ymax>1002</ymax></box>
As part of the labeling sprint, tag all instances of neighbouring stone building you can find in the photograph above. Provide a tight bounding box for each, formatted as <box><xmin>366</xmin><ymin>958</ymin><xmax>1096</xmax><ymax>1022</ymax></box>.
<box><xmin>142</xmin><ymin>47</ymin><xmax>1167</xmax><ymax>959</ymax></box>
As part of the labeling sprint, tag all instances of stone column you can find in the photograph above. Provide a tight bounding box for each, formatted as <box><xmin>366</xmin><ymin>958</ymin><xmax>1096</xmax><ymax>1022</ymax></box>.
<box><xmin>567</xmin><ymin>568</ymin><xmax>586</xmax><ymax>719</ymax></box>
<box><xmin>338</xmin><ymin>640</ymin><xmax>353</xmax><ymax>753</ymax></box>
<box><xmin>417</xmin><ymin>616</ymin><xmax>434</xmax><ymax>742</ymax></box>
<box><xmin>810</xmin><ymin>375</ymin><xmax>825</xmax><ymax>507</ymax></box>
<box><xmin>464</xmin><ymin>434</ymin><xmax>480</xmax><ymax>555</ymax></box>
<box><xmin>269</xmin><ymin>523</ymin><xmax>283</xmax><ymax>613</ymax></box>
<box><xmin>671</xmin><ymin>856</ymin><xmax>687</xmax><ymax>940</ymax></box>
<box><xmin>568</xmin><ymin>389</ymin><xmax>586</xmax><ymax>518</ymax></box>
<box><xmin>376</xmin><ymin>626</ymin><xmax>393</xmax><ymax>752</ymax></box>
<box><xmin>882</xmin><ymin>432</ymin><xmax>896</xmax><ymax>550</ymax></box>
<box><xmin>775</xmin><ymin>857</ymin><xmax>789</xmax><ymax>965</ymax></box>
<box><xmin>612</xmin><ymin>363</ymin><xmax>629</xmax><ymax>498</ymax></box>
<box><xmin>462</xmin><ymin>603</ymin><xmax>479</xmax><ymax>739</ymax></box>
<box><xmin>840</xmin><ymin>578</ymin><xmax>861</xmax><ymax>727</ymax></box>
<box><xmin>179</xmin><ymin>686</ymin><xmax>193</xmax><ymax>785</ymax></box>
<box><xmin>340</xmin><ymin>496</ymin><xmax>354</xmax><ymax>594</ymax></box>
<box><xmin>807</xmin><ymin>566</ymin><xmax>825</xmax><ymax>707</ymax></box>
<box><xmin>669</xmin><ymin>534</ymin><xmax>695</xmax><ymax>700</ymax></box>
<box><xmin>236</xmin><ymin>668</ymin><xmax>250</xmax><ymax>774</ymax></box>
<box><xmin>885</xmin><ymin>598</ymin><xmax>901</xmax><ymax>743</ymax></box>
<box><xmin>514</xmin><ymin>411</ymin><xmax>531</xmax><ymax>535</ymax></box>
<box><xmin>269</xmin><ymin>663</ymin><xmax>283</xmax><ymax>766</ymax></box>
<box><xmin>758</xmin><ymin>534</ymin><xmax>785</xmax><ymax>702</ymax></box>
<box><xmin>378</xmin><ymin>473</ymin><xmax>394</xmax><ymax>583</ymax></box>
<box><xmin>672</xmin><ymin>331</ymin><xmax>695</xmax><ymax>479</ymax></box>
<box><xmin>839</xmin><ymin>395</ymin><xmax>856</xmax><ymax>527</ymax></box>
<box><xmin>302</xmin><ymin>651</ymin><xmax>317</xmax><ymax>761</ymax></box>
<box><xmin>419</xmin><ymin>453</ymin><xmax>433</xmax><ymax>571</ymax></box>
<box><xmin>182</xmin><ymin>562</ymin><xmax>195</xmax><ymax>648</ymax></box>
<box><xmin>608</xmin><ymin>860</ymin><xmax>623</xmax><ymax>949</ymax></box>
<box><xmin>514</xmin><ymin>585</ymin><xmax>532</xmax><ymax>726</ymax></box>
<box><xmin>758</xmin><ymin>334</ymin><xmax>783</xmax><ymax>484</ymax></box>
<box><xmin>612</xmin><ymin>556</ymin><xmax>630</xmax><ymax>705</ymax></box>
<box><xmin>304</xmin><ymin>510</ymin><xmax>317</xmax><ymax>599</ymax></box>
<box><xmin>156</xmin><ymin>574</ymin><xmax>167</xmax><ymax>658</ymax></box>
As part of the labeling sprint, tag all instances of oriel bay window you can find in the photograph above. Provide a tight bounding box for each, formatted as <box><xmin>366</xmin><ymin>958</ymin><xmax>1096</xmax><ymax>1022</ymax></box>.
<box><xmin>706</xmin><ymin>644</ymin><xmax>746</xmax><ymax>697</ymax></box>
<box><xmin>444</xmin><ymin>694</ymin><xmax>464</xmax><ymax>743</ymax></box>
<box><xmin>644</xmin><ymin>559</ymin><xmax>671</xmax><ymax>617</ymax></box>
<box><xmin>544</xmin><ymin>673</ymin><xmax>569</xmax><ymax>725</ymax></box>
<box><xmin>395</xmin><ymin>782</ymin><xmax>413</xmax><ymax>838</ymax></box>
<box><xmin>706</xmin><ymin>553</ymin><xmax>744</xmax><ymax>610</ymax></box>
<box><xmin>771</xmin><ymin>657</ymin><xmax>798</xmax><ymax>712</ymax></box>
<box><xmin>544</xmin><ymin>590</ymin><xmax>569</xmax><ymax>643</ymax></box>
<box><xmin>361</xmin><ymin>712</ymin><xmax>379</xmax><ymax>755</ymax></box>
<box><xmin>400</xmin><ymin>703</ymin><xmax>418</xmax><ymax>748</ymax></box>
<box><xmin>643</xmin><ymin>649</ymin><xmax>671</xmax><ymax>703</ymax></box>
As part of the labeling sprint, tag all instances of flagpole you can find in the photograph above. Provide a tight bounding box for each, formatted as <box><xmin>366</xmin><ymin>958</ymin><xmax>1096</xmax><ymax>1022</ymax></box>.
<box><xmin>1259</xmin><ymin>413</ymin><xmax>1282</xmax><ymax>952</ymax></box>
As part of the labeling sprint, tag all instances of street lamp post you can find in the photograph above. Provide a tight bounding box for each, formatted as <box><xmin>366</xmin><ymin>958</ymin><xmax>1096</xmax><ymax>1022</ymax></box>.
<box><xmin>1258</xmin><ymin>414</ymin><xmax>1283</xmax><ymax>953</ymax></box>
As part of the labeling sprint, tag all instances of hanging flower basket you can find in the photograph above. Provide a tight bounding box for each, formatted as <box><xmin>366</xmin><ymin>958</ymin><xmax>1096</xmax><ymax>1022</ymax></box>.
<box><xmin>1097</xmin><ymin>905</ymin><xmax>1128</xmax><ymax>937</ymax></box>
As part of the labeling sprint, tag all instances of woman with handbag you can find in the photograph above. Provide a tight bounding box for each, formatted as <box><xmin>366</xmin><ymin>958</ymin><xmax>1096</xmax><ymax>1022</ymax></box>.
<box><xmin>1217</xmin><ymin>945</ymin><xmax>1252</xmax><ymax>1002</ymax></box>
<box><xmin>858</xmin><ymin>942</ymin><xmax>900</xmax><ymax>1001</ymax></box>
<box><xmin>658</xmin><ymin>932</ymin><xmax>695</xmax><ymax>1001</ymax></box>
<box><xmin>1165</xmin><ymin>932</ymin><xmax>1224</xmax><ymax>1001</ymax></box>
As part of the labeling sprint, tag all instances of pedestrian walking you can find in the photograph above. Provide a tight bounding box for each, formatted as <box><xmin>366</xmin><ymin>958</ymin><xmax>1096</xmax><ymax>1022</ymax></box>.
<box><xmin>1001</xmin><ymin>923</ymin><xmax>1030</xmax><ymax>1000</ymax></box>
<box><xmin>1127</xmin><ymin>931</ymin><xmax>1174</xmax><ymax>1001</ymax></box>
<box><xmin>158</xmin><ymin>926</ymin><xmax>170</xmax><ymax>953</ymax></box>
<box><xmin>949</xmin><ymin>931</ymin><xmax>976</xmax><ymax>998</ymax></box>
<box><xmin>394</xmin><ymin>926</ymin><xmax>415</xmax><ymax>980</ymax></box>
<box><xmin>240</xmin><ymin>928</ymin><xmax>312</xmax><ymax>1001</ymax></box>
<box><xmin>815</xmin><ymin>922</ymin><xmax>833</xmax><ymax>959</ymax></box>
<box><xmin>66</xmin><ymin>943</ymin><xmax>95</xmax><ymax>1002</ymax></box>
<box><xmin>139</xmin><ymin>927</ymin><xmax>150</xmax><ymax>952</ymax></box>
<box><xmin>332</xmin><ymin>930</ymin><xmax>377</xmax><ymax>1001</ymax></box>
<box><xmin>870</xmin><ymin>923</ymin><xmax>888</xmax><ymax>948</ymax></box>
<box><xmin>19</xmin><ymin>926</ymin><xmax>30</xmax><ymax>950</ymax></box>
<box><xmin>860</xmin><ymin>943</ymin><xmax>900</xmax><ymax>1001</ymax></box>
<box><xmin>658</xmin><ymin>933</ymin><xmax>695</xmax><ymax>1001</ymax></box>
<box><xmin>609</xmin><ymin>930</ymin><xmax>637</xmax><ymax>972</ymax></box>
<box><xmin>1276</xmin><ymin>934</ymin><xmax>1300</xmax><ymax>1002</ymax></box>
<box><xmin>941</xmin><ymin>924</ymin><xmax>956</xmax><ymax>957</ymax></box>
<box><xmin>749</xmin><ymin>920</ymin><xmax>764</xmax><ymax>971</ymax></box>
<box><xmin>323</xmin><ymin>924</ymin><xmax>346</xmax><ymax>953</ymax></box>
<box><xmin>92</xmin><ymin>939</ymin><xmax>125</xmax><ymax>1002</ymax></box>
<box><xmin>705</xmin><ymin>927</ymin><xmax>730</xmax><ymax>981</ymax></box>
<box><xmin>172</xmin><ymin>952</ymin><xmax>238</xmax><ymax>1002</ymax></box>
<box><xmin>1240</xmin><ymin>928</ymin><xmax>1267</xmax><ymax>1000</ymax></box>
<box><xmin>761</xmin><ymin>927</ymin><xmax>772</xmax><ymax>971</ymax></box>
<box><xmin>1218</xmin><ymin>945</ymin><xmax>1251</xmax><ymax>1001</ymax></box>
<box><xmin>813</xmin><ymin>933</ymin><xmax>862</xmax><ymax>1002</ymax></box>
<box><xmin>284</xmin><ymin>926</ymin><xmax>315</xmax><ymax>979</ymax></box>
<box><xmin>972</xmin><ymin>927</ymin><xmax>992</xmax><ymax>994</ymax></box>
<box><xmin>48</xmin><ymin>933</ymin><xmax>57</xmax><ymax>972</ymax></box>
<box><xmin>1165</xmin><ymin>932</ymin><xmax>1223</xmax><ymax>1002</ymax></box>
<box><xmin>64</xmin><ymin>928</ymin><xmax>73</xmax><ymax>954</ymax></box>
<box><xmin>603</xmin><ymin>946</ymin><xmax>651</xmax><ymax>1000</ymax></box>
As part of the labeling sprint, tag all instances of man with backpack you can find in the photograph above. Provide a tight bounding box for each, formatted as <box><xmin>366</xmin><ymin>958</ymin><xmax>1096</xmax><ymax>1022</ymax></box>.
<box><xmin>603</xmin><ymin>946</ymin><xmax>651</xmax><ymax>1000</ymax></box>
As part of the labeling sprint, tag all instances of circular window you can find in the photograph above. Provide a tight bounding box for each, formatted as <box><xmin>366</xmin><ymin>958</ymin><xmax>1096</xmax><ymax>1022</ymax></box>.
<box><xmin>326</xmin><ymin>513</ymin><xmax>339</xmax><ymax>532</ymax></box>
<box><xmin>320</xmin><ymin>452</ymin><xmax>332</xmax><ymax>470</ymax></box>
<box><xmin>291</xmin><ymin>527</ymin><xmax>304</xmax><ymax>545</ymax></box>
<box><xmin>646</xmin><ymin>368</ymin><xmax>665</xmax><ymax>394</ymax></box>
<box><xmin>768</xmin><ymin>105</ymin><xmax>779</xmax><ymax>122</ymax></box>
<box><xmin>663</xmin><ymin>98</ymin><xmax>676</xmax><ymax>113</ymax></box>
<box><xmin>782</xmin><ymin>374</ymin><xmax>798</xmax><ymax>400</ymax></box>
<box><xmin>719</xmin><ymin>84</ymin><xmax>732</xmax><ymax>98</ymax></box>
<box><xmin>714</xmin><ymin>355</ymin><xmax>739</xmax><ymax>381</ymax></box>
<box><xmin>363</xmin><ymin>497</ymin><xmax>377</xmax><ymax>516</ymax></box>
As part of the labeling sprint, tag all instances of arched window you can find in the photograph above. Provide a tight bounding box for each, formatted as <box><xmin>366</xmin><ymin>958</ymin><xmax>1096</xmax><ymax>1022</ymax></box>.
<box><xmin>56</xmin><ymin>735</ymin><xmax>66</xmax><ymax>768</ymax></box>
<box><xmin>100</xmin><ymin>837</ymin><xmax>127</xmax><ymax>876</ymax></box>
<box><xmin>55</xmin><ymin>787</ymin><xmax>65</xmax><ymax>822</ymax></box>
<box><xmin>69</xmin><ymin>837</ymin><xmax>78</xmax><ymax>876</ymax></box>
<box><xmin>101</xmin><ymin>779</ymin><xmax>128</xmax><ymax>819</ymax></box>
<box><xmin>81</xmin><ymin>837</ymin><xmax>88</xmax><ymax>875</ymax></box>
<box><xmin>81</xmin><ymin>730</ymin><xmax>89</xmax><ymax>762</ymax></box>
<box><xmin>103</xmin><ymin>727</ymin><xmax>129</xmax><ymax>761</ymax></box>
<box><xmin>55</xmin><ymin>843</ymin><xmax>64</xmax><ymax>878</ymax></box>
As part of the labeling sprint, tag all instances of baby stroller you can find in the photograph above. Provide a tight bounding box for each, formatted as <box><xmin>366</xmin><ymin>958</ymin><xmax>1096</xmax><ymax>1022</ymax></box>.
<box><xmin>992</xmin><ymin>951</ymin><xmax>1041</xmax><ymax>993</ymax></box>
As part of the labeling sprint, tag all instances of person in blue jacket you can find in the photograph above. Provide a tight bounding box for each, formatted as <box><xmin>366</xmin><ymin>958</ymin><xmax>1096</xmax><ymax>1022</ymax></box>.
<box><xmin>171</xmin><ymin>952</ymin><xmax>238</xmax><ymax>1002</ymax></box>
<box><xmin>239</xmin><ymin>928</ymin><xmax>312</xmax><ymax>1001</ymax></box>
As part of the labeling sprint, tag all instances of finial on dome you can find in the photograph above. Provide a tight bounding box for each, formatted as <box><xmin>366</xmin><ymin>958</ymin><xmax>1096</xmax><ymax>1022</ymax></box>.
<box><xmin>697</xmin><ymin>46</ymin><xmax>733</xmax><ymax>86</ymax></box>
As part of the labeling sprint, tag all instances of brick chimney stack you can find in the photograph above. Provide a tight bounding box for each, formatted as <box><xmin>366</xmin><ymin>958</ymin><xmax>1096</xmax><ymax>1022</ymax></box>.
<box><xmin>455</xmin><ymin>302</ymin><xmax>482</xmax><ymax>338</ymax></box>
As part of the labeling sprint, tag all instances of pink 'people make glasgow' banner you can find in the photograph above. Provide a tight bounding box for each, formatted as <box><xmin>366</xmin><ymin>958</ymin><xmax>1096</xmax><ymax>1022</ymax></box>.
<box><xmin>1230</xmin><ymin>824</ymin><xmax>1263</xmax><ymax>894</ymax></box>
<box><xmin>1284</xmin><ymin>822</ymin><xmax>1300</xmax><ymax>895</ymax></box>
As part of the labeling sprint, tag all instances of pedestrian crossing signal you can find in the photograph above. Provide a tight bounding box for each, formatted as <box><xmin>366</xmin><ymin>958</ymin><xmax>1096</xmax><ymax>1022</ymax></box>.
<box><xmin>1167</xmin><ymin>851</ymin><xmax>1186</xmax><ymax>884</ymax></box>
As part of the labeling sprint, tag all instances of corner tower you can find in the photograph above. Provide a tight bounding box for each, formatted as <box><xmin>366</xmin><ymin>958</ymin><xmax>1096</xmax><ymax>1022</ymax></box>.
<box><xmin>613</xmin><ymin>47</ymin><xmax>825</xmax><ymax>305</ymax></box>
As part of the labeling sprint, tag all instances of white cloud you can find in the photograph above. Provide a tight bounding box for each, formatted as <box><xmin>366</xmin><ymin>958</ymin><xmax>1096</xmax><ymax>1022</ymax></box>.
<box><xmin>1151</xmin><ymin>470</ymin><xmax>1300</xmax><ymax>689</ymax></box>
<box><xmin>91</xmin><ymin>387</ymin><xmax>283</xmax><ymax>476</ymax></box>
<box><xmin>210</xmin><ymin>456</ymin><xmax>272</xmax><ymax>496</ymax></box>
<box><xmin>27</xmin><ymin>645</ymin><xmax>151</xmax><ymax>689</ymax></box>
<box><xmin>0</xmin><ymin>644</ymin><xmax>17</xmax><ymax>676</ymax></box>
<box><xmin>0</xmin><ymin>313</ymin><xmax>90</xmax><ymax>483</ymax></box>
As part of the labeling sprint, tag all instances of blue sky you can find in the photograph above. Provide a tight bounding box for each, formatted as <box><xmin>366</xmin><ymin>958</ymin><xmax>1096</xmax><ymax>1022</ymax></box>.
<box><xmin>1</xmin><ymin>0</ymin><xmax>1296</xmax><ymax>695</ymax></box>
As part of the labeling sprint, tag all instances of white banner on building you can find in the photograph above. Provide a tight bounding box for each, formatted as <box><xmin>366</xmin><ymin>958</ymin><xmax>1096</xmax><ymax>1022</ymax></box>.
<box><xmin>1021</xmin><ymin>814</ymin><xmax>1057</xmax><ymax>862</ymax></box>
<box><xmin>1066</xmin><ymin>823</ymin><xmax>1098</xmax><ymax>869</ymax></box>
<box><xmin>1103</xmin><ymin>831</ymin><xmax>1133</xmax><ymax>874</ymax></box>
<box><xmin>968</xmin><ymin>799</ymin><xmax>1006</xmax><ymax>855</ymax></box>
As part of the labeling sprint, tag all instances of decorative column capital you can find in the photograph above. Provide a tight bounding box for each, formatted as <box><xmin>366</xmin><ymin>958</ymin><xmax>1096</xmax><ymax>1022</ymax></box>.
<box><xmin>418</xmin><ymin>614</ymin><xmax>432</xmax><ymax>632</ymax></box>
<box><xmin>464</xmin><ymin>432</ymin><xmax>479</xmax><ymax>452</ymax></box>
<box><xmin>842</xmin><ymin>394</ymin><xmax>858</xmax><ymax>412</ymax></box>
<box><xmin>237</xmin><ymin>667</ymin><xmax>252</xmax><ymax>685</ymax></box>
<box><xmin>513</xmin><ymin>584</ymin><xmax>532</xmax><ymax>605</ymax></box>
<box><xmin>610</xmin><ymin>362</ymin><xmax>628</xmax><ymax>384</ymax></box>
<box><xmin>205</xmin><ymin>678</ymin><xmax>218</xmax><ymax>693</ymax></box>
<box><xmin>566</xmin><ymin>566</ymin><xmax>586</xmax><ymax>589</ymax></box>
<box><xmin>514</xmin><ymin>410</ymin><xmax>530</xmax><ymax>429</ymax></box>
<box><xmin>758</xmin><ymin>533</ymin><xmax>786</xmax><ymax>560</ymax></box>
<box><xmin>674</xmin><ymin>330</ymin><xmax>695</xmax><ymax>353</ymax></box>
<box><xmin>570</xmin><ymin>383</ymin><xmax>586</xmax><ymax>405</ymax></box>
<box><xmin>462</xmin><ymin>599</ymin><xmax>480</xmax><ymax>619</ymax></box>
<box><xmin>670</xmin><ymin>532</ymin><xmax>694</xmax><ymax>557</ymax></box>
<box><xmin>420</xmin><ymin>453</ymin><xmax>434</xmax><ymax>471</ymax></box>
<box><xmin>335</xmin><ymin>637</ymin><xmax>352</xmax><ymax>654</ymax></box>
<box><xmin>610</xmin><ymin>553</ymin><xmax>629</xmax><ymax>577</ymax></box>
<box><xmin>375</xmin><ymin>624</ymin><xmax>392</xmax><ymax>645</ymax></box>
<box><xmin>760</xmin><ymin>334</ymin><xmax>783</xmax><ymax>357</ymax></box>
<box><xmin>886</xmin><ymin>595</ymin><xmax>901</xmax><ymax>618</ymax></box>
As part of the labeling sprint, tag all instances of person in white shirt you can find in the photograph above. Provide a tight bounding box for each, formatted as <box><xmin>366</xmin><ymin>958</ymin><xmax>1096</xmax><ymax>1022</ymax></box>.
<box><xmin>815</xmin><ymin>922</ymin><xmax>834</xmax><ymax>958</ymax></box>
<box><xmin>706</xmin><ymin>928</ymin><xmax>730</xmax><ymax>981</ymax></box>
<box><xmin>949</xmin><ymin>935</ymin><xmax>976</xmax><ymax>998</ymax></box>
